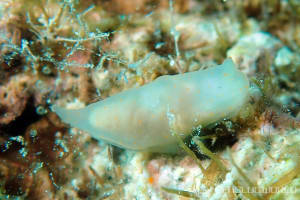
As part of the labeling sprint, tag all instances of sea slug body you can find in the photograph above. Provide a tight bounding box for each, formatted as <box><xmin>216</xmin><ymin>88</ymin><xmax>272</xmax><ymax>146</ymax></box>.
<box><xmin>53</xmin><ymin>59</ymin><xmax>249</xmax><ymax>153</ymax></box>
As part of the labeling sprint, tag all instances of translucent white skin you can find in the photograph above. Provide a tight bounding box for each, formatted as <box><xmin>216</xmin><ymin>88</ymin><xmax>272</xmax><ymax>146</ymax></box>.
<box><xmin>54</xmin><ymin>59</ymin><xmax>249</xmax><ymax>153</ymax></box>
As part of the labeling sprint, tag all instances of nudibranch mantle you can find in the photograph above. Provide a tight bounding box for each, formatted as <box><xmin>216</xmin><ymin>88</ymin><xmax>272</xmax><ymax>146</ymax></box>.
<box><xmin>53</xmin><ymin>58</ymin><xmax>249</xmax><ymax>153</ymax></box>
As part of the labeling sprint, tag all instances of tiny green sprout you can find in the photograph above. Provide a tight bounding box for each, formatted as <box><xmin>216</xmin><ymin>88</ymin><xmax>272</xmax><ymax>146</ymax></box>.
<box><xmin>32</xmin><ymin>162</ymin><xmax>44</xmax><ymax>174</ymax></box>
<box><xmin>161</xmin><ymin>186</ymin><xmax>200</xmax><ymax>199</ymax></box>
<box><xmin>193</xmin><ymin>136</ymin><xmax>228</xmax><ymax>173</ymax></box>
<box><xmin>226</xmin><ymin>148</ymin><xmax>263</xmax><ymax>200</ymax></box>
<box><xmin>41</xmin><ymin>65</ymin><xmax>52</xmax><ymax>75</ymax></box>
<box><xmin>173</xmin><ymin>131</ymin><xmax>205</xmax><ymax>172</ymax></box>
<box><xmin>30</xmin><ymin>129</ymin><xmax>37</xmax><ymax>137</ymax></box>
<box><xmin>36</xmin><ymin>105</ymin><xmax>48</xmax><ymax>115</ymax></box>
<box><xmin>30</xmin><ymin>129</ymin><xmax>38</xmax><ymax>142</ymax></box>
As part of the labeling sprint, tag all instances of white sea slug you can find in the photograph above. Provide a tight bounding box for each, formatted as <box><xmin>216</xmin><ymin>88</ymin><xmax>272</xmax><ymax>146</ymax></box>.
<box><xmin>53</xmin><ymin>59</ymin><xmax>249</xmax><ymax>153</ymax></box>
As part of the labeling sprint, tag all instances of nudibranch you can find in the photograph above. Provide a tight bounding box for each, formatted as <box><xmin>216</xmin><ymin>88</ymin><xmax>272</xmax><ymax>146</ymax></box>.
<box><xmin>53</xmin><ymin>58</ymin><xmax>249</xmax><ymax>153</ymax></box>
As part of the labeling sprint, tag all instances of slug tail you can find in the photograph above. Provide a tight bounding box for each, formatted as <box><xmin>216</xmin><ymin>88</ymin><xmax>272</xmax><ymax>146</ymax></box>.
<box><xmin>52</xmin><ymin>105</ymin><xmax>89</xmax><ymax>130</ymax></box>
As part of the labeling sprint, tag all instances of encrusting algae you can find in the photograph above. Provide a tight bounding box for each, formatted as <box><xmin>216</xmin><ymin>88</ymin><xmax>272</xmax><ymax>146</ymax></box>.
<box><xmin>0</xmin><ymin>0</ymin><xmax>299</xmax><ymax>199</ymax></box>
